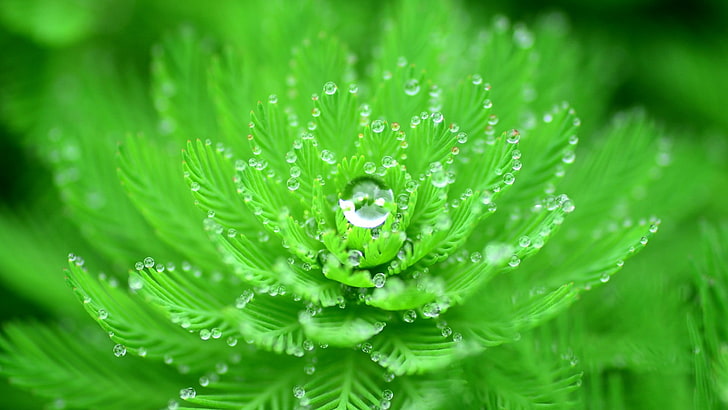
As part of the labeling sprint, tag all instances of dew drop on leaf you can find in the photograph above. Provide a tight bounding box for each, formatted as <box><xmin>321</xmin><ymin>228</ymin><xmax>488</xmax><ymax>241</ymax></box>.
<box><xmin>404</xmin><ymin>79</ymin><xmax>420</xmax><ymax>96</ymax></box>
<box><xmin>323</xmin><ymin>81</ymin><xmax>337</xmax><ymax>95</ymax></box>
<box><xmin>113</xmin><ymin>344</ymin><xmax>126</xmax><ymax>357</ymax></box>
<box><xmin>338</xmin><ymin>177</ymin><xmax>394</xmax><ymax>228</ymax></box>
<box><xmin>179</xmin><ymin>387</ymin><xmax>196</xmax><ymax>400</ymax></box>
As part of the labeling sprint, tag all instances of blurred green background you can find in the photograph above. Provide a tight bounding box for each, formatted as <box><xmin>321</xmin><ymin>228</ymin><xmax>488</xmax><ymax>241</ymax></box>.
<box><xmin>0</xmin><ymin>0</ymin><xmax>726</xmax><ymax>407</ymax></box>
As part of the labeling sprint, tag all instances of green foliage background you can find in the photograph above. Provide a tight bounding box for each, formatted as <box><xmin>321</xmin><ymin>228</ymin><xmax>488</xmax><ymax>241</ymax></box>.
<box><xmin>0</xmin><ymin>0</ymin><xmax>727</xmax><ymax>408</ymax></box>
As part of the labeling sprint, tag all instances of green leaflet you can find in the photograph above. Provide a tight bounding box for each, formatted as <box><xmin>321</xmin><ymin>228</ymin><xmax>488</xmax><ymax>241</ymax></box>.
<box><xmin>370</xmin><ymin>320</ymin><xmax>480</xmax><ymax>376</ymax></box>
<box><xmin>66</xmin><ymin>258</ymin><xmax>229</xmax><ymax>371</ymax></box>
<box><xmin>302</xmin><ymin>350</ymin><xmax>386</xmax><ymax>409</ymax></box>
<box><xmin>118</xmin><ymin>135</ymin><xmax>222</xmax><ymax>273</ymax></box>
<box><xmin>179</xmin><ymin>354</ymin><xmax>302</xmax><ymax>409</ymax></box>
<box><xmin>0</xmin><ymin>322</ymin><xmax>186</xmax><ymax>410</ymax></box>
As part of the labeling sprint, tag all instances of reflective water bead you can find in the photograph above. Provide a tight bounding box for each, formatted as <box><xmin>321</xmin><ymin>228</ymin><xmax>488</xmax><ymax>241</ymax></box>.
<box><xmin>134</xmin><ymin>261</ymin><xmax>144</xmax><ymax>271</ymax></box>
<box><xmin>381</xmin><ymin>156</ymin><xmax>396</xmax><ymax>168</ymax></box>
<box><xmin>200</xmin><ymin>329</ymin><xmax>211</xmax><ymax>340</ymax></box>
<box><xmin>503</xmin><ymin>173</ymin><xmax>515</xmax><ymax>185</ymax></box>
<box><xmin>371</xmin><ymin>119</ymin><xmax>386</xmax><ymax>133</ymax></box>
<box><xmin>457</xmin><ymin>132</ymin><xmax>468</xmax><ymax>143</ymax></box>
<box><xmin>113</xmin><ymin>344</ymin><xmax>126</xmax><ymax>357</ymax></box>
<box><xmin>562</xmin><ymin>150</ymin><xmax>576</xmax><ymax>164</ymax></box>
<box><xmin>373</xmin><ymin>272</ymin><xmax>387</xmax><ymax>288</ymax></box>
<box><xmin>410</xmin><ymin>116</ymin><xmax>421</xmax><ymax>127</ymax></box>
<box><xmin>98</xmin><ymin>309</ymin><xmax>108</xmax><ymax>320</ymax></box>
<box><xmin>347</xmin><ymin>249</ymin><xmax>363</xmax><ymax>267</ymax></box>
<box><xmin>323</xmin><ymin>81</ymin><xmax>337</xmax><ymax>95</ymax></box>
<box><xmin>293</xmin><ymin>386</ymin><xmax>306</xmax><ymax>399</ymax></box>
<box><xmin>508</xmin><ymin>255</ymin><xmax>521</xmax><ymax>267</ymax></box>
<box><xmin>562</xmin><ymin>199</ymin><xmax>575</xmax><ymax>213</ymax></box>
<box><xmin>268</xmin><ymin>94</ymin><xmax>278</xmax><ymax>104</ymax></box>
<box><xmin>472</xmin><ymin>74</ymin><xmax>483</xmax><ymax>85</ymax></box>
<box><xmin>518</xmin><ymin>236</ymin><xmax>531</xmax><ymax>248</ymax></box>
<box><xmin>348</xmin><ymin>83</ymin><xmax>359</xmax><ymax>94</ymax></box>
<box><xmin>422</xmin><ymin>302</ymin><xmax>441</xmax><ymax>318</ymax></box>
<box><xmin>363</xmin><ymin>162</ymin><xmax>377</xmax><ymax>174</ymax></box>
<box><xmin>483</xmin><ymin>99</ymin><xmax>493</xmax><ymax>109</ymax></box>
<box><xmin>404</xmin><ymin>79</ymin><xmax>420</xmax><ymax>96</ymax></box>
<box><xmin>470</xmin><ymin>252</ymin><xmax>483</xmax><ymax>263</ymax></box>
<box><xmin>506</xmin><ymin>130</ymin><xmax>520</xmax><ymax>144</ymax></box>
<box><xmin>640</xmin><ymin>236</ymin><xmax>649</xmax><ymax>245</ymax></box>
<box><xmin>320</xmin><ymin>150</ymin><xmax>336</xmax><ymax>164</ymax></box>
<box><xmin>179</xmin><ymin>387</ymin><xmax>196</xmax><ymax>400</ymax></box>
<box><xmin>403</xmin><ymin>310</ymin><xmax>417</xmax><ymax>323</ymax></box>
<box><xmin>144</xmin><ymin>257</ymin><xmax>155</xmax><ymax>268</ymax></box>
<box><xmin>431</xmin><ymin>112</ymin><xmax>444</xmax><ymax>123</ymax></box>
<box><xmin>338</xmin><ymin>178</ymin><xmax>394</xmax><ymax>229</ymax></box>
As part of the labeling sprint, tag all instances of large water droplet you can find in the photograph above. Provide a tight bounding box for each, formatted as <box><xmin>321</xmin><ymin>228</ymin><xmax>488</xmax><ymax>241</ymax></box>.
<box><xmin>338</xmin><ymin>178</ymin><xmax>394</xmax><ymax>228</ymax></box>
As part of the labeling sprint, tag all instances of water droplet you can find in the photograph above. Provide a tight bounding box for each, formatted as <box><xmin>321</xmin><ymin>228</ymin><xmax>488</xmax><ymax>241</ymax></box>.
<box><xmin>403</xmin><ymin>310</ymin><xmax>417</xmax><ymax>323</ymax></box>
<box><xmin>373</xmin><ymin>272</ymin><xmax>387</xmax><ymax>288</ymax></box>
<box><xmin>320</xmin><ymin>150</ymin><xmax>336</xmax><ymax>164</ymax></box>
<box><xmin>410</xmin><ymin>116</ymin><xmax>421</xmax><ymax>127</ymax></box>
<box><xmin>348</xmin><ymin>83</ymin><xmax>359</xmax><ymax>94</ymax></box>
<box><xmin>179</xmin><ymin>387</ymin><xmax>196</xmax><ymax>400</ymax></box>
<box><xmin>129</xmin><ymin>275</ymin><xmax>144</xmax><ymax>291</ymax></box>
<box><xmin>200</xmin><ymin>329</ymin><xmax>211</xmax><ymax>340</ymax></box>
<box><xmin>431</xmin><ymin>112</ymin><xmax>444</xmax><ymax>123</ymax></box>
<box><xmin>562</xmin><ymin>150</ymin><xmax>576</xmax><ymax>164</ymax></box>
<box><xmin>508</xmin><ymin>255</ymin><xmax>521</xmax><ymax>267</ymax></box>
<box><xmin>472</xmin><ymin>74</ymin><xmax>483</xmax><ymax>85</ymax></box>
<box><xmin>562</xmin><ymin>199</ymin><xmax>575</xmax><ymax>213</ymax></box>
<box><xmin>134</xmin><ymin>262</ymin><xmax>144</xmax><ymax>271</ymax></box>
<box><xmin>371</xmin><ymin>119</ymin><xmax>386</xmax><ymax>133</ymax></box>
<box><xmin>640</xmin><ymin>236</ymin><xmax>649</xmax><ymax>245</ymax></box>
<box><xmin>470</xmin><ymin>252</ymin><xmax>482</xmax><ymax>263</ymax></box>
<box><xmin>144</xmin><ymin>257</ymin><xmax>155</xmax><ymax>268</ymax></box>
<box><xmin>381</xmin><ymin>156</ymin><xmax>396</xmax><ymax>168</ymax></box>
<box><xmin>518</xmin><ymin>236</ymin><xmax>531</xmax><ymax>248</ymax></box>
<box><xmin>338</xmin><ymin>178</ymin><xmax>394</xmax><ymax>228</ymax></box>
<box><xmin>113</xmin><ymin>344</ymin><xmax>126</xmax><ymax>357</ymax></box>
<box><xmin>363</xmin><ymin>162</ymin><xmax>377</xmax><ymax>174</ymax></box>
<box><xmin>348</xmin><ymin>250</ymin><xmax>363</xmax><ymax>267</ymax></box>
<box><xmin>482</xmin><ymin>99</ymin><xmax>493</xmax><ymax>109</ymax></box>
<box><xmin>506</xmin><ymin>130</ymin><xmax>520</xmax><ymax>144</ymax></box>
<box><xmin>453</xmin><ymin>332</ymin><xmax>463</xmax><ymax>342</ymax></box>
<box><xmin>304</xmin><ymin>364</ymin><xmax>316</xmax><ymax>375</ymax></box>
<box><xmin>600</xmin><ymin>273</ymin><xmax>611</xmax><ymax>283</ymax></box>
<box><xmin>235</xmin><ymin>289</ymin><xmax>254</xmax><ymax>308</ymax></box>
<box><xmin>98</xmin><ymin>309</ymin><xmax>108</xmax><ymax>320</ymax></box>
<box><xmin>323</xmin><ymin>81</ymin><xmax>337</xmax><ymax>95</ymax></box>
<box><xmin>404</xmin><ymin>79</ymin><xmax>420</xmax><ymax>96</ymax></box>
<box><xmin>503</xmin><ymin>173</ymin><xmax>515</xmax><ymax>185</ymax></box>
<box><xmin>457</xmin><ymin>132</ymin><xmax>468</xmax><ymax>143</ymax></box>
<box><xmin>293</xmin><ymin>385</ymin><xmax>306</xmax><ymax>399</ymax></box>
<box><xmin>422</xmin><ymin>302</ymin><xmax>441</xmax><ymax>318</ymax></box>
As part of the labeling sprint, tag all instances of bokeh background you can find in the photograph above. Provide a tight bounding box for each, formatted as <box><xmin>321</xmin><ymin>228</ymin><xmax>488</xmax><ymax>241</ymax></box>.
<box><xmin>1</xmin><ymin>0</ymin><xmax>726</xmax><ymax>407</ymax></box>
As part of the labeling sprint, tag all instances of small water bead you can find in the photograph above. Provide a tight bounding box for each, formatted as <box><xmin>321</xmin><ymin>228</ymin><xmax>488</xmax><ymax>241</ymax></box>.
<box><xmin>562</xmin><ymin>199</ymin><xmax>576</xmax><ymax>213</ymax></box>
<box><xmin>512</xmin><ymin>160</ymin><xmax>522</xmax><ymax>171</ymax></box>
<box><xmin>200</xmin><ymin>329</ymin><xmax>212</xmax><ymax>341</ymax></box>
<box><xmin>616</xmin><ymin>260</ymin><xmax>625</xmax><ymax>268</ymax></box>
<box><xmin>348</xmin><ymin>83</ymin><xmax>359</xmax><ymax>94</ymax></box>
<box><xmin>470</xmin><ymin>252</ymin><xmax>483</xmax><ymax>263</ymax></box>
<box><xmin>518</xmin><ymin>236</ymin><xmax>531</xmax><ymax>248</ymax></box>
<box><xmin>143</xmin><ymin>257</ymin><xmax>155</xmax><ymax>268</ymax></box>
<box><xmin>128</xmin><ymin>275</ymin><xmax>144</xmax><ymax>291</ymax></box>
<box><xmin>180</xmin><ymin>387</ymin><xmax>196</xmax><ymax>400</ymax></box>
<box><xmin>211</xmin><ymin>328</ymin><xmax>222</xmax><ymax>339</ymax></box>
<box><xmin>361</xmin><ymin>162</ymin><xmax>376</xmax><ymax>175</ymax></box>
<box><xmin>422</xmin><ymin>302</ymin><xmax>441</xmax><ymax>318</ymax></box>
<box><xmin>405</xmin><ymin>180</ymin><xmax>418</xmax><ymax>193</ymax></box>
<box><xmin>403</xmin><ymin>310</ymin><xmax>417</xmax><ymax>323</ymax></box>
<box><xmin>404</xmin><ymin>79</ymin><xmax>420</xmax><ymax>96</ymax></box>
<box><xmin>562</xmin><ymin>150</ymin><xmax>576</xmax><ymax>164</ymax></box>
<box><xmin>359</xmin><ymin>103</ymin><xmax>372</xmax><ymax>117</ymax></box>
<box><xmin>640</xmin><ymin>236</ymin><xmax>649</xmax><ymax>245</ymax></box>
<box><xmin>410</xmin><ymin>116</ymin><xmax>421</xmax><ymax>127</ymax></box>
<box><xmin>457</xmin><ymin>132</ymin><xmax>468</xmax><ymax>144</ymax></box>
<box><xmin>381</xmin><ymin>156</ymin><xmax>397</xmax><ymax>168</ymax></box>
<box><xmin>320</xmin><ymin>150</ymin><xmax>336</xmax><ymax>164</ymax></box>
<box><xmin>371</xmin><ymin>119</ymin><xmax>386</xmax><ymax>133</ymax></box>
<box><xmin>472</xmin><ymin>74</ymin><xmax>483</xmax><ymax>85</ymax></box>
<box><xmin>323</xmin><ymin>81</ymin><xmax>338</xmax><ymax>95</ymax></box>
<box><xmin>506</xmin><ymin>130</ymin><xmax>520</xmax><ymax>144</ymax></box>
<box><xmin>649</xmin><ymin>224</ymin><xmax>659</xmax><ymax>233</ymax></box>
<box><xmin>600</xmin><ymin>273</ymin><xmax>611</xmax><ymax>283</ymax></box>
<box><xmin>98</xmin><ymin>309</ymin><xmax>108</xmax><ymax>320</ymax></box>
<box><xmin>190</xmin><ymin>182</ymin><xmax>201</xmax><ymax>192</ymax></box>
<box><xmin>268</xmin><ymin>94</ymin><xmax>278</xmax><ymax>104</ymax></box>
<box><xmin>453</xmin><ymin>332</ymin><xmax>463</xmax><ymax>343</ymax></box>
<box><xmin>508</xmin><ymin>255</ymin><xmax>521</xmax><ymax>267</ymax></box>
<box><xmin>347</xmin><ymin>249</ymin><xmax>363</xmax><ymax>267</ymax></box>
<box><xmin>503</xmin><ymin>173</ymin><xmax>516</xmax><ymax>185</ymax></box>
<box><xmin>441</xmin><ymin>326</ymin><xmax>453</xmax><ymax>337</ymax></box>
<box><xmin>134</xmin><ymin>261</ymin><xmax>144</xmax><ymax>271</ymax></box>
<box><xmin>338</xmin><ymin>177</ymin><xmax>394</xmax><ymax>229</ymax></box>
<box><xmin>113</xmin><ymin>344</ymin><xmax>127</xmax><ymax>357</ymax></box>
<box><xmin>396</xmin><ymin>193</ymin><xmax>410</xmax><ymax>210</ymax></box>
<box><xmin>373</xmin><ymin>272</ymin><xmax>387</xmax><ymax>288</ymax></box>
<box><xmin>431</xmin><ymin>112</ymin><xmax>444</xmax><ymax>124</ymax></box>
<box><xmin>293</xmin><ymin>386</ymin><xmax>306</xmax><ymax>399</ymax></box>
<box><xmin>482</xmin><ymin>99</ymin><xmax>493</xmax><ymax>109</ymax></box>
<box><xmin>226</xmin><ymin>336</ymin><xmax>238</xmax><ymax>347</ymax></box>
<box><xmin>235</xmin><ymin>290</ymin><xmax>254</xmax><ymax>308</ymax></box>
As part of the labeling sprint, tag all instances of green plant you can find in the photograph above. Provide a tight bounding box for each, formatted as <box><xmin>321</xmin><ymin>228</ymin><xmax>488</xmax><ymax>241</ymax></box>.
<box><xmin>1</xmin><ymin>1</ymin><xmax>722</xmax><ymax>409</ymax></box>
